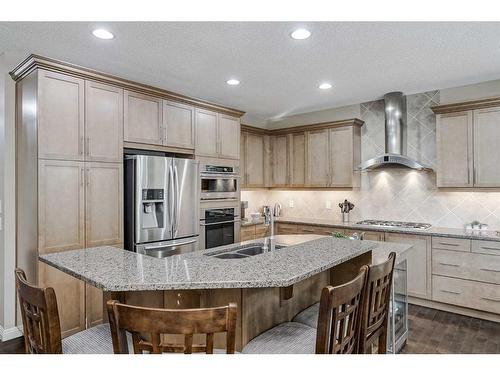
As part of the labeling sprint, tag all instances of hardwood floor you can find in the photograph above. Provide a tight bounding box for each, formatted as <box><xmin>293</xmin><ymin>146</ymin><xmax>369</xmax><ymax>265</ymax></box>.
<box><xmin>1</xmin><ymin>304</ymin><xmax>500</xmax><ymax>354</ymax></box>
<box><xmin>0</xmin><ymin>336</ymin><xmax>24</xmax><ymax>354</ymax></box>
<box><xmin>402</xmin><ymin>304</ymin><xmax>500</xmax><ymax>354</ymax></box>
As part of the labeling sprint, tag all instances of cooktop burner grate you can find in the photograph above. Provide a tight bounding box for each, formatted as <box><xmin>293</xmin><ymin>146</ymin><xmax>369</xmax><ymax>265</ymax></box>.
<box><xmin>356</xmin><ymin>220</ymin><xmax>431</xmax><ymax>230</ymax></box>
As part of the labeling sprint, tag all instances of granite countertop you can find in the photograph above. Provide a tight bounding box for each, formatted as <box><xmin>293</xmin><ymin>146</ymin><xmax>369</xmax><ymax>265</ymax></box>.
<box><xmin>38</xmin><ymin>234</ymin><xmax>412</xmax><ymax>292</ymax></box>
<box><xmin>274</xmin><ymin>217</ymin><xmax>500</xmax><ymax>242</ymax></box>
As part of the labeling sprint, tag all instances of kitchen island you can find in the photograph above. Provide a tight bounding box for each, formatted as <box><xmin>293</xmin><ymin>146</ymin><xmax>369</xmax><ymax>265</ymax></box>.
<box><xmin>39</xmin><ymin>235</ymin><xmax>412</xmax><ymax>350</ymax></box>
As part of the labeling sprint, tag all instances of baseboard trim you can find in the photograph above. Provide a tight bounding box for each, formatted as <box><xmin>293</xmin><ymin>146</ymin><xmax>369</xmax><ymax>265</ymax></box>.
<box><xmin>409</xmin><ymin>297</ymin><xmax>500</xmax><ymax>323</ymax></box>
<box><xmin>0</xmin><ymin>324</ymin><xmax>23</xmax><ymax>342</ymax></box>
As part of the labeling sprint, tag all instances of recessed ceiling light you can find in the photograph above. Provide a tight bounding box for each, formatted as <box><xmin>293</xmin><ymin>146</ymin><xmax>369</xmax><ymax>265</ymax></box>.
<box><xmin>290</xmin><ymin>28</ymin><xmax>311</xmax><ymax>40</ymax></box>
<box><xmin>92</xmin><ymin>28</ymin><xmax>114</xmax><ymax>40</ymax></box>
<box><xmin>319</xmin><ymin>83</ymin><xmax>332</xmax><ymax>90</ymax></box>
<box><xmin>226</xmin><ymin>79</ymin><xmax>240</xmax><ymax>86</ymax></box>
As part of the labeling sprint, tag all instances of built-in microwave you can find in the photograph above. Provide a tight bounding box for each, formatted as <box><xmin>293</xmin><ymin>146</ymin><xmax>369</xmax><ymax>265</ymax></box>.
<box><xmin>200</xmin><ymin>163</ymin><xmax>240</xmax><ymax>200</ymax></box>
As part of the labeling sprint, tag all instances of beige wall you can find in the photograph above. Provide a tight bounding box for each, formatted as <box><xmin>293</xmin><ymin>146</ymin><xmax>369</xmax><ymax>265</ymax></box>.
<box><xmin>266</xmin><ymin>103</ymin><xmax>360</xmax><ymax>129</ymax></box>
<box><xmin>0</xmin><ymin>51</ymin><xmax>20</xmax><ymax>339</ymax></box>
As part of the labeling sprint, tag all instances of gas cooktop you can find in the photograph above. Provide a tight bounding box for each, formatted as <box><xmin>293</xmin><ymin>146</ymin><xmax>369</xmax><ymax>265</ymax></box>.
<box><xmin>356</xmin><ymin>220</ymin><xmax>431</xmax><ymax>230</ymax></box>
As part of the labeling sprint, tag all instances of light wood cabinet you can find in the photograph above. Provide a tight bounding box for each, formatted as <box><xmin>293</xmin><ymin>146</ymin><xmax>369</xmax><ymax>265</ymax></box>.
<box><xmin>38</xmin><ymin>70</ymin><xmax>85</xmax><ymax>161</ymax></box>
<box><xmin>289</xmin><ymin>132</ymin><xmax>306</xmax><ymax>187</ymax></box>
<box><xmin>385</xmin><ymin>233</ymin><xmax>431</xmax><ymax>299</ymax></box>
<box><xmin>436</xmin><ymin>111</ymin><xmax>473</xmax><ymax>187</ymax></box>
<box><xmin>85</xmin><ymin>162</ymin><xmax>123</xmax><ymax>247</ymax></box>
<box><xmin>306</xmin><ymin>129</ymin><xmax>330</xmax><ymax>187</ymax></box>
<box><xmin>195</xmin><ymin>110</ymin><xmax>240</xmax><ymax>159</ymax></box>
<box><xmin>435</xmin><ymin>106</ymin><xmax>500</xmax><ymax>187</ymax></box>
<box><xmin>195</xmin><ymin>108</ymin><xmax>218</xmax><ymax>157</ymax></box>
<box><xmin>240</xmin><ymin>132</ymin><xmax>247</xmax><ymax>187</ymax></box>
<box><xmin>38</xmin><ymin>160</ymin><xmax>85</xmax><ymax>254</ymax></box>
<box><xmin>124</xmin><ymin>90</ymin><xmax>162</xmax><ymax>145</ymax></box>
<box><xmin>219</xmin><ymin>114</ymin><xmax>240</xmax><ymax>159</ymax></box>
<box><xmin>85</xmin><ymin>283</ymin><xmax>104</xmax><ymax>327</ymax></box>
<box><xmin>276</xmin><ymin>223</ymin><xmax>299</xmax><ymax>235</ymax></box>
<box><xmin>163</xmin><ymin>100</ymin><xmax>195</xmax><ymax>149</ymax></box>
<box><xmin>298</xmin><ymin>225</ymin><xmax>333</xmax><ymax>235</ymax></box>
<box><xmin>85</xmin><ymin>81</ymin><xmax>123</xmax><ymax>162</ymax></box>
<box><xmin>271</xmin><ymin>135</ymin><xmax>288</xmax><ymax>187</ymax></box>
<box><xmin>243</xmin><ymin>132</ymin><xmax>266</xmax><ymax>187</ymax></box>
<box><xmin>38</xmin><ymin>261</ymin><xmax>85</xmax><ymax>338</ymax></box>
<box><xmin>473</xmin><ymin>107</ymin><xmax>500</xmax><ymax>186</ymax></box>
<box><xmin>329</xmin><ymin>126</ymin><xmax>359</xmax><ymax>187</ymax></box>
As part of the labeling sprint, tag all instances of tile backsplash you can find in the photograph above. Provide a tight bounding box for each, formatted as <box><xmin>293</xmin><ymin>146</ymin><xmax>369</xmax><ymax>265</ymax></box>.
<box><xmin>241</xmin><ymin>90</ymin><xmax>500</xmax><ymax>230</ymax></box>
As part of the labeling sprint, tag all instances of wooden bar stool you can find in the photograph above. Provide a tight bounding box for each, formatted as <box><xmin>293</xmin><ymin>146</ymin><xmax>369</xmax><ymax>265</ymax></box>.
<box><xmin>292</xmin><ymin>253</ymin><xmax>397</xmax><ymax>354</ymax></box>
<box><xmin>15</xmin><ymin>268</ymin><xmax>113</xmax><ymax>354</ymax></box>
<box><xmin>358</xmin><ymin>252</ymin><xmax>396</xmax><ymax>354</ymax></box>
<box><xmin>106</xmin><ymin>300</ymin><xmax>237</xmax><ymax>354</ymax></box>
<box><xmin>242</xmin><ymin>266</ymin><xmax>368</xmax><ymax>354</ymax></box>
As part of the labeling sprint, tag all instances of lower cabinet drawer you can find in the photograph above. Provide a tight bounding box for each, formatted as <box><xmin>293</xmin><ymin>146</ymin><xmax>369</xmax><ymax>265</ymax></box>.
<box><xmin>472</xmin><ymin>240</ymin><xmax>500</xmax><ymax>256</ymax></box>
<box><xmin>432</xmin><ymin>237</ymin><xmax>471</xmax><ymax>252</ymax></box>
<box><xmin>432</xmin><ymin>275</ymin><xmax>500</xmax><ymax>314</ymax></box>
<box><xmin>276</xmin><ymin>223</ymin><xmax>298</xmax><ymax>234</ymax></box>
<box><xmin>433</xmin><ymin>249</ymin><xmax>500</xmax><ymax>285</ymax></box>
<box><xmin>298</xmin><ymin>225</ymin><xmax>334</xmax><ymax>235</ymax></box>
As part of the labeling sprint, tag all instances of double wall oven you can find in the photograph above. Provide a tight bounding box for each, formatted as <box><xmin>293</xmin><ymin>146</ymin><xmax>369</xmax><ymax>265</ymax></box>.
<box><xmin>199</xmin><ymin>160</ymin><xmax>241</xmax><ymax>250</ymax></box>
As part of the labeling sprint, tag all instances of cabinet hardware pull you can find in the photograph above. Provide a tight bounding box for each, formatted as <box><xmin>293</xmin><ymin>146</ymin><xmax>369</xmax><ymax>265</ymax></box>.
<box><xmin>439</xmin><ymin>262</ymin><xmax>460</xmax><ymax>267</ymax></box>
<box><xmin>86</xmin><ymin>137</ymin><xmax>91</xmax><ymax>156</ymax></box>
<box><xmin>438</xmin><ymin>242</ymin><xmax>460</xmax><ymax>247</ymax></box>
<box><xmin>481</xmin><ymin>296</ymin><xmax>500</xmax><ymax>303</ymax></box>
<box><xmin>80</xmin><ymin>168</ymin><xmax>84</xmax><ymax>187</ymax></box>
<box><xmin>481</xmin><ymin>246</ymin><xmax>500</xmax><ymax>251</ymax></box>
<box><xmin>480</xmin><ymin>268</ymin><xmax>500</xmax><ymax>273</ymax></box>
<box><xmin>440</xmin><ymin>289</ymin><xmax>462</xmax><ymax>295</ymax></box>
<box><xmin>80</xmin><ymin>136</ymin><xmax>84</xmax><ymax>155</ymax></box>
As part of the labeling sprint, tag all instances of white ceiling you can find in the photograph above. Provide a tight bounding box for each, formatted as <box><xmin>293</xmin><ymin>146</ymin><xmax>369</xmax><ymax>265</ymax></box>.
<box><xmin>2</xmin><ymin>22</ymin><xmax>500</xmax><ymax>126</ymax></box>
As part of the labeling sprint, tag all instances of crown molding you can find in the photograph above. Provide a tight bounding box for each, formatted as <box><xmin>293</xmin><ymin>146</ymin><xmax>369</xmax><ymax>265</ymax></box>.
<box><xmin>10</xmin><ymin>54</ymin><xmax>245</xmax><ymax>118</ymax></box>
<box><xmin>431</xmin><ymin>97</ymin><xmax>500</xmax><ymax>114</ymax></box>
<box><xmin>242</xmin><ymin>118</ymin><xmax>364</xmax><ymax>135</ymax></box>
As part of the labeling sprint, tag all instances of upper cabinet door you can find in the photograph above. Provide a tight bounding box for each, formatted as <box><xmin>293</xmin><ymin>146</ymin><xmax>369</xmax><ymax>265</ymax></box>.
<box><xmin>218</xmin><ymin>115</ymin><xmax>240</xmax><ymax>159</ymax></box>
<box><xmin>163</xmin><ymin>100</ymin><xmax>195</xmax><ymax>149</ymax></box>
<box><xmin>245</xmin><ymin>133</ymin><xmax>265</xmax><ymax>187</ymax></box>
<box><xmin>85</xmin><ymin>81</ymin><xmax>123</xmax><ymax>162</ymax></box>
<box><xmin>38</xmin><ymin>70</ymin><xmax>84</xmax><ymax>161</ymax></box>
<box><xmin>436</xmin><ymin>111</ymin><xmax>473</xmax><ymax>187</ymax></box>
<box><xmin>85</xmin><ymin>162</ymin><xmax>123</xmax><ymax>247</ymax></box>
<box><xmin>473</xmin><ymin>107</ymin><xmax>500</xmax><ymax>187</ymax></box>
<box><xmin>38</xmin><ymin>159</ymin><xmax>85</xmax><ymax>254</ymax></box>
<box><xmin>289</xmin><ymin>133</ymin><xmax>306</xmax><ymax>187</ymax></box>
<box><xmin>271</xmin><ymin>135</ymin><xmax>288</xmax><ymax>187</ymax></box>
<box><xmin>306</xmin><ymin>129</ymin><xmax>330</xmax><ymax>187</ymax></box>
<box><xmin>195</xmin><ymin>109</ymin><xmax>219</xmax><ymax>157</ymax></box>
<box><xmin>240</xmin><ymin>132</ymin><xmax>247</xmax><ymax>187</ymax></box>
<box><xmin>329</xmin><ymin>127</ymin><xmax>354</xmax><ymax>187</ymax></box>
<box><xmin>123</xmin><ymin>90</ymin><xmax>162</xmax><ymax>145</ymax></box>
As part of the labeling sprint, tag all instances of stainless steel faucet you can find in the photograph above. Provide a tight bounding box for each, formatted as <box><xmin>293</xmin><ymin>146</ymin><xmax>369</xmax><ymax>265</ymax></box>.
<box><xmin>263</xmin><ymin>206</ymin><xmax>274</xmax><ymax>239</ymax></box>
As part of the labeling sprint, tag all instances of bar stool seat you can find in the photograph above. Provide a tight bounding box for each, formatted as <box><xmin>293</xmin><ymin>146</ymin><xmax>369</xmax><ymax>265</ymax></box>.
<box><xmin>292</xmin><ymin>303</ymin><xmax>319</xmax><ymax>329</ymax></box>
<box><xmin>242</xmin><ymin>322</ymin><xmax>316</xmax><ymax>354</ymax></box>
<box><xmin>62</xmin><ymin>324</ymin><xmax>114</xmax><ymax>354</ymax></box>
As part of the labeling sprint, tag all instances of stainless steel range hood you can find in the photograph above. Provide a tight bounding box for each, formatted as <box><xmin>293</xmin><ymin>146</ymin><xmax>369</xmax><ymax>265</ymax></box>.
<box><xmin>358</xmin><ymin>92</ymin><xmax>432</xmax><ymax>171</ymax></box>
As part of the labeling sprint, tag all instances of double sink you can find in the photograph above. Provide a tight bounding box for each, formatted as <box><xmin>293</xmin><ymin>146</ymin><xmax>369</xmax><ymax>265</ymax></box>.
<box><xmin>205</xmin><ymin>243</ymin><xmax>286</xmax><ymax>259</ymax></box>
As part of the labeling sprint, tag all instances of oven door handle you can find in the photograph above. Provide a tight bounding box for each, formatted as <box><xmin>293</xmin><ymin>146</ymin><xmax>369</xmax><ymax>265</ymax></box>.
<box><xmin>201</xmin><ymin>219</ymin><xmax>241</xmax><ymax>226</ymax></box>
<box><xmin>200</xmin><ymin>173</ymin><xmax>240</xmax><ymax>179</ymax></box>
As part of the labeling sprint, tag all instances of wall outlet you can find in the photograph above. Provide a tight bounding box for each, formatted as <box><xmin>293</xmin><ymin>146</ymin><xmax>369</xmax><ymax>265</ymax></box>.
<box><xmin>289</xmin><ymin>200</ymin><xmax>294</xmax><ymax>208</ymax></box>
<box><xmin>325</xmin><ymin>201</ymin><xmax>332</xmax><ymax>210</ymax></box>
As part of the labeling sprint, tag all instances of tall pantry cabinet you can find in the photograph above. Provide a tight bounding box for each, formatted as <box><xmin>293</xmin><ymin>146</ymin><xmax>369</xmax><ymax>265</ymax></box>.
<box><xmin>16</xmin><ymin>69</ymin><xmax>123</xmax><ymax>337</ymax></box>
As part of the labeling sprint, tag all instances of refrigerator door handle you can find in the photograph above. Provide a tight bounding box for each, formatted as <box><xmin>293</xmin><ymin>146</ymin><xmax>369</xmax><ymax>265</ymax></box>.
<box><xmin>144</xmin><ymin>238</ymin><xmax>198</xmax><ymax>250</ymax></box>
<box><xmin>174</xmin><ymin>163</ymin><xmax>180</xmax><ymax>235</ymax></box>
<box><xmin>169</xmin><ymin>163</ymin><xmax>175</xmax><ymax>236</ymax></box>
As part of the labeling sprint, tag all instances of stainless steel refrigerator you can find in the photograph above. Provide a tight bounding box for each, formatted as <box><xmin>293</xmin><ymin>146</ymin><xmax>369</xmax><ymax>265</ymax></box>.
<box><xmin>124</xmin><ymin>155</ymin><xmax>199</xmax><ymax>258</ymax></box>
